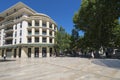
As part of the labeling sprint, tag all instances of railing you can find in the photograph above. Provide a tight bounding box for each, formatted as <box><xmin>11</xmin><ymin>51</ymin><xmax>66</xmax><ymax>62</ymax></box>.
<box><xmin>5</xmin><ymin>29</ymin><xmax>13</xmax><ymax>33</ymax></box>
<box><xmin>28</xmin><ymin>33</ymin><xmax>32</xmax><ymax>36</ymax></box>
<box><xmin>42</xmin><ymin>33</ymin><xmax>46</xmax><ymax>35</ymax></box>
<box><xmin>4</xmin><ymin>36</ymin><xmax>13</xmax><ymax>40</ymax></box>
<box><xmin>3</xmin><ymin>20</ymin><xmax>14</xmax><ymax>25</ymax></box>
<box><xmin>35</xmin><ymin>32</ymin><xmax>39</xmax><ymax>35</ymax></box>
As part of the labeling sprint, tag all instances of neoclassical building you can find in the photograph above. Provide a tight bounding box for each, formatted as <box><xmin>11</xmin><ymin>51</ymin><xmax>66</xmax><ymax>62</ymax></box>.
<box><xmin>0</xmin><ymin>2</ymin><xmax>57</xmax><ymax>58</ymax></box>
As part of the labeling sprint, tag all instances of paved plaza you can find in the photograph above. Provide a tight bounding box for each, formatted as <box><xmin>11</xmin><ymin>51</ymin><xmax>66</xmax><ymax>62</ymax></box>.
<box><xmin>0</xmin><ymin>57</ymin><xmax>120</xmax><ymax>80</ymax></box>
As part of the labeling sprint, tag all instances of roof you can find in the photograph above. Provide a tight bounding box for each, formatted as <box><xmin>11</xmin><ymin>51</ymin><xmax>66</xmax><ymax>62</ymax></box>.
<box><xmin>0</xmin><ymin>2</ymin><xmax>51</xmax><ymax>18</ymax></box>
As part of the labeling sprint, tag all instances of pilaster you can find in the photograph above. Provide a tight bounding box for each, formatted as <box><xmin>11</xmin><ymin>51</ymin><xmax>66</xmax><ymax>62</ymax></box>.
<box><xmin>32</xmin><ymin>20</ymin><xmax>35</xmax><ymax>26</ymax></box>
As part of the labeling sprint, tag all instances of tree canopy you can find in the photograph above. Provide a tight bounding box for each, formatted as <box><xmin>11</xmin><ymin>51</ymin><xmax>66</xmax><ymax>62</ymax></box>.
<box><xmin>73</xmin><ymin>0</ymin><xmax>120</xmax><ymax>50</ymax></box>
<box><xmin>55</xmin><ymin>26</ymin><xmax>71</xmax><ymax>55</ymax></box>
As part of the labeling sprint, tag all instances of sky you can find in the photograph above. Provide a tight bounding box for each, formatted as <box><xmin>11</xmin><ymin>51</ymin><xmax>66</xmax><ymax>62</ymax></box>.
<box><xmin>0</xmin><ymin>0</ymin><xmax>83</xmax><ymax>35</ymax></box>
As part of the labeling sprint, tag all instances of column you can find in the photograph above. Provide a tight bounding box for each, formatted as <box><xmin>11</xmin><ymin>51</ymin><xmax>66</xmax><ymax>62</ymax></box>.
<box><xmin>47</xmin><ymin>29</ymin><xmax>49</xmax><ymax>36</ymax></box>
<box><xmin>4</xmin><ymin>49</ymin><xmax>6</xmax><ymax>57</ymax></box>
<box><xmin>31</xmin><ymin>47</ymin><xmax>34</xmax><ymax>58</ymax></box>
<box><xmin>47</xmin><ymin>29</ymin><xmax>50</xmax><ymax>44</ymax></box>
<box><xmin>47</xmin><ymin>22</ymin><xmax>49</xmax><ymax>28</ymax></box>
<box><xmin>47</xmin><ymin>37</ymin><xmax>49</xmax><ymax>44</ymax></box>
<box><xmin>21</xmin><ymin>47</ymin><xmax>28</xmax><ymax>58</ymax></box>
<box><xmin>32</xmin><ymin>28</ymin><xmax>35</xmax><ymax>35</ymax></box>
<box><xmin>39</xmin><ymin>47</ymin><xmax>42</xmax><ymax>58</ymax></box>
<box><xmin>52</xmin><ymin>38</ymin><xmax>55</xmax><ymax>44</ymax></box>
<box><xmin>32</xmin><ymin>20</ymin><xmax>35</xmax><ymax>26</ymax></box>
<box><xmin>39</xmin><ymin>28</ymin><xmax>42</xmax><ymax>35</ymax></box>
<box><xmin>52</xmin><ymin>24</ymin><xmax>54</xmax><ymax>30</ymax></box>
<box><xmin>47</xmin><ymin>47</ymin><xmax>50</xmax><ymax>57</ymax></box>
<box><xmin>39</xmin><ymin>36</ymin><xmax>42</xmax><ymax>43</ymax></box>
<box><xmin>32</xmin><ymin>28</ymin><xmax>35</xmax><ymax>43</ymax></box>
<box><xmin>52</xmin><ymin>31</ymin><xmax>55</xmax><ymax>37</ymax></box>
<box><xmin>32</xmin><ymin>37</ymin><xmax>35</xmax><ymax>43</ymax></box>
<box><xmin>39</xmin><ymin>20</ymin><xmax>42</xmax><ymax>27</ymax></box>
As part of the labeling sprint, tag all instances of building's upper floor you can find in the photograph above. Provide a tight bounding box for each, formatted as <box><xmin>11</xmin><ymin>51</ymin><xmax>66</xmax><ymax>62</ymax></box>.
<box><xmin>0</xmin><ymin>2</ymin><xmax>57</xmax><ymax>46</ymax></box>
<box><xmin>0</xmin><ymin>2</ymin><xmax>57</xmax><ymax>28</ymax></box>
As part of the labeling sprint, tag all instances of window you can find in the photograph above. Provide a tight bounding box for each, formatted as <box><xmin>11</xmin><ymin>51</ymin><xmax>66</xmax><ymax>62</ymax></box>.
<box><xmin>49</xmin><ymin>38</ymin><xmax>52</xmax><ymax>43</ymax></box>
<box><xmin>20</xmin><ymin>38</ymin><xmax>22</xmax><ymax>43</ymax></box>
<box><xmin>42</xmin><ymin>37</ymin><xmax>46</xmax><ymax>43</ymax></box>
<box><xmin>15</xmin><ymin>32</ymin><xmax>17</xmax><ymax>37</ymax></box>
<box><xmin>49</xmin><ymin>24</ymin><xmax>52</xmax><ymax>28</ymax></box>
<box><xmin>35</xmin><ymin>37</ymin><xmax>39</xmax><ymax>42</ymax></box>
<box><xmin>35</xmin><ymin>30</ymin><xmax>39</xmax><ymax>35</ymax></box>
<box><xmin>20</xmin><ymin>30</ymin><xmax>22</xmax><ymax>36</ymax></box>
<box><xmin>20</xmin><ymin>23</ymin><xmax>22</xmax><ymax>28</ymax></box>
<box><xmin>15</xmin><ymin>25</ymin><xmax>17</xmax><ymax>30</ymax></box>
<box><xmin>28</xmin><ymin>38</ymin><xmax>31</xmax><ymax>43</ymax></box>
<box><xmin>28</xmin><ymin>30</ymin><xmax>32</xmax><ymax>35</ymax></box>
<box><xmin>54</xmin><ymin>25</ymin><xmax>57</xmax><ymax>30</ymax></box>
<box><xmin>35</xmin><ymin>20</ymin><xmax>39</xmax><ymax>26</ymax></box>
<box><xmin>49</xmin><ymin>31</ymin><xmax>52</xmax><ymax>36</ymax></box>
<box><xmin>28</xmin><ymin>22</ymin><xmax>31</xmax><ymax>26</ymax></box>
<box><xmin>42</xmin><ymin>22</ymin><xmax>46</xmax><ymax>27</ymax></box>
<box><xmin>14</xmin><ymin>39</ymin><xmax>16</xmax><ymax>44</ymax></box>
<box><xmin>42</xmin><ymin>30</ymin><xmax>46</xmax><ymax>35</ymax></box>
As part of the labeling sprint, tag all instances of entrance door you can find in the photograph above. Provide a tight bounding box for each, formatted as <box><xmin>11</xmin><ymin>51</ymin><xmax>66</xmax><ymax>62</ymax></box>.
<box><xmin>2</xmin><ymin>50</ymin><xmax>4</xmax><ymax>57</ymax></box>
<box><xmin>18</xmin><ymin>48</ymin><xmax>21</xmax><ymax>58</ymax></box>
<box><xmin>50</xmin><ymin>48</ymin><xmax>52</xmax><ymax>57</ymax></box>
<box><xmin>6</xmin><ymin>49</ymin><xmax>12</xmax><ymax>57</ymax></box>
<box><xmin>14</xmin><ymin>49</ymin><xmax>17</xmax><ymax>58</ymax></box>
<box><xmin>28</xmin><ymin>48</ymin><xmax>31</xmax><ymax>58</ymax></box>
<box><xmin>42</xmin><ymin>47</ymin><xmax>47</xmax><ymax>57</ymax></box>
<box><xmin>35</xmin><ymin>47</ymin><xmax>39</xmax><ymax>58</ymax></box>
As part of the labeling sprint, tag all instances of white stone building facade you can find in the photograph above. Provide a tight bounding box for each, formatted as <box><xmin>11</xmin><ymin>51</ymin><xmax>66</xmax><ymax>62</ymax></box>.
<box><xmin>0</xmin><ymin>2</ymin><xmax>57</xmax><ymax>58</ymax></box>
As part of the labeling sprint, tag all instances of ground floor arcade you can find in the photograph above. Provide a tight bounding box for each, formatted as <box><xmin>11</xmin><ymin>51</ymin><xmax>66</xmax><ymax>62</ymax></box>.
<box><xmin>0</xmin><ymin>46</ymin><xmax>55</xmax><ymax>58</ymax></box>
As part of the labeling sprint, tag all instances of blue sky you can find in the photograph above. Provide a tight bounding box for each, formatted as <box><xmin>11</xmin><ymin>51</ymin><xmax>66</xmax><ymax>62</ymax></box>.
<box><xmin>0</xmin><ymin>0</ymin><xmax>83</xmax><ymax>35</ymax></box>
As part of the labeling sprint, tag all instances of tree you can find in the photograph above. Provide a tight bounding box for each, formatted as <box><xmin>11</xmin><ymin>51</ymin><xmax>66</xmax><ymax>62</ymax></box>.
<box><xmin>113</xmin><ymin>24</ymin><xmax>120</xmax><ymax>48</ymax></box>
<box><xmin>73</xmin><ymin>0</ymin><xmax>120</xmax><ymax>51</ymax></box>
<box><xmin>70</xmin><ymin>28</ymin><xmax>79</xmax><ymax>50</ymax></box>
<box><xmin>55</xmin><ymin>26</ymin><xmax>71</xmax><ymax>56</ymax></box>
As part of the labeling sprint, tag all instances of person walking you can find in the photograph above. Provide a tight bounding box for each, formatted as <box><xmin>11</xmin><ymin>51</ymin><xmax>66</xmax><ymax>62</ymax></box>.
<box><xmin>91</xmin><ymin>51</ymin><xmax>94</xmax><ymax>58</ymax></box>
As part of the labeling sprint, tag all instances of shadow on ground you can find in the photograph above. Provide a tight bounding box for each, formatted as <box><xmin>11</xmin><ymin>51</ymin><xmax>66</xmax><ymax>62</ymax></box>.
<box><xmin>0</xmin><ymin>59</ymin><xmax>16</xmax><ymax>62</ymax></box>
<box><xmin>92</xmin><ymin>59</ymin><xmax>120</xmax><ymax>69</ymax></box>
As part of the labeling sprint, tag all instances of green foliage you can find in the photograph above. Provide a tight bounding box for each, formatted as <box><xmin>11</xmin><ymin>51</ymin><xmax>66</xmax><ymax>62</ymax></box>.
<box><xmin>113</xmin><ymin>24</ymin><xmax>120</xmax><ymax>47</ymax></box>
<box><xmin>73</xmin><ymin>0</ymin><xmax>120</xmax><ymax>50</ymax></box>
<box><xmin>70</xmin><ymin>28</ymin><xmax>79</xmax><ymax>50</ymax></box>
<box><xmin>55</xmin><ymin>26</ymin><xmax>71</xmax><ymax>54</ymax></box>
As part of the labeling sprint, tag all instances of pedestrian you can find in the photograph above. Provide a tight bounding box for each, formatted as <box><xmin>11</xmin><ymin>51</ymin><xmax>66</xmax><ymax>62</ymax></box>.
<box><xmin>91</xmin><ymin>51</ymin><xmax>94</xmax><ymax>58</ymax></box>
<box><xmin>3</xmin><ymin>54</ymin><xmax>6</xmax><ymax>60</ymax></box>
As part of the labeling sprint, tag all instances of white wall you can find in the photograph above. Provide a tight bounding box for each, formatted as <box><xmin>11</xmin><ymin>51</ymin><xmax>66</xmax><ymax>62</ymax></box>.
<box><xmin>16</xmin><ymin>23</ymin><xmax>20</xmax><ymax>44</ymax></box>
<box><xmin>13</xmin><ymin>25</ymin><xmax>16</xmax><ymax>45</ymax></box>
<box><xmin>22</xmin><ymin>21</ymin><xmax>28</xmax><ymax>43</ymax></box>
<box><xmin>1</xmin><ymin>29</ymin><xmax>4</xmax><ymax>46</ymax></box>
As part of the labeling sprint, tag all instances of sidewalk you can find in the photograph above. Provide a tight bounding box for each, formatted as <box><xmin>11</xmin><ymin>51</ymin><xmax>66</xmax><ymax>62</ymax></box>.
<box><xmin>0</xmin><ymin>57</ymin><xmax>120</xmax><ymax>80</ymax></box>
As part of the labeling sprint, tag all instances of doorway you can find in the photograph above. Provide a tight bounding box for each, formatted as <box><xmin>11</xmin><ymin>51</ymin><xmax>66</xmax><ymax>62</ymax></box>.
<box><xmin>28</xmin><ymin>48</ymin><xmax>31</xmax><ymax>58</ymax></box>
<box><xmin>18</xmin><ymin>48</ymin><xmax>21</xmax><ymax>58</ymax></box>
<box><xmin>14</xmin><ymin>49</ymin><xmax>17</xmax><ymax>58</ymax></box>
<box><xmin>42</xmin><ymin>47</ymin><xmax>47</xmax><ymax>57</ymax></box>
<box><xmin>34</xmin><ymin>47</ymin><xmax>39</xmax><ymax>58</ymax></box>
<box><xmin>6</xmin><ymin>49</ymin><xmax>12</xmax><ymax>57</ymax></box>
<box><xmin>50</xmin><ymin>48</ymin><xmax>52</xmax><ymax>57</ymax></box>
